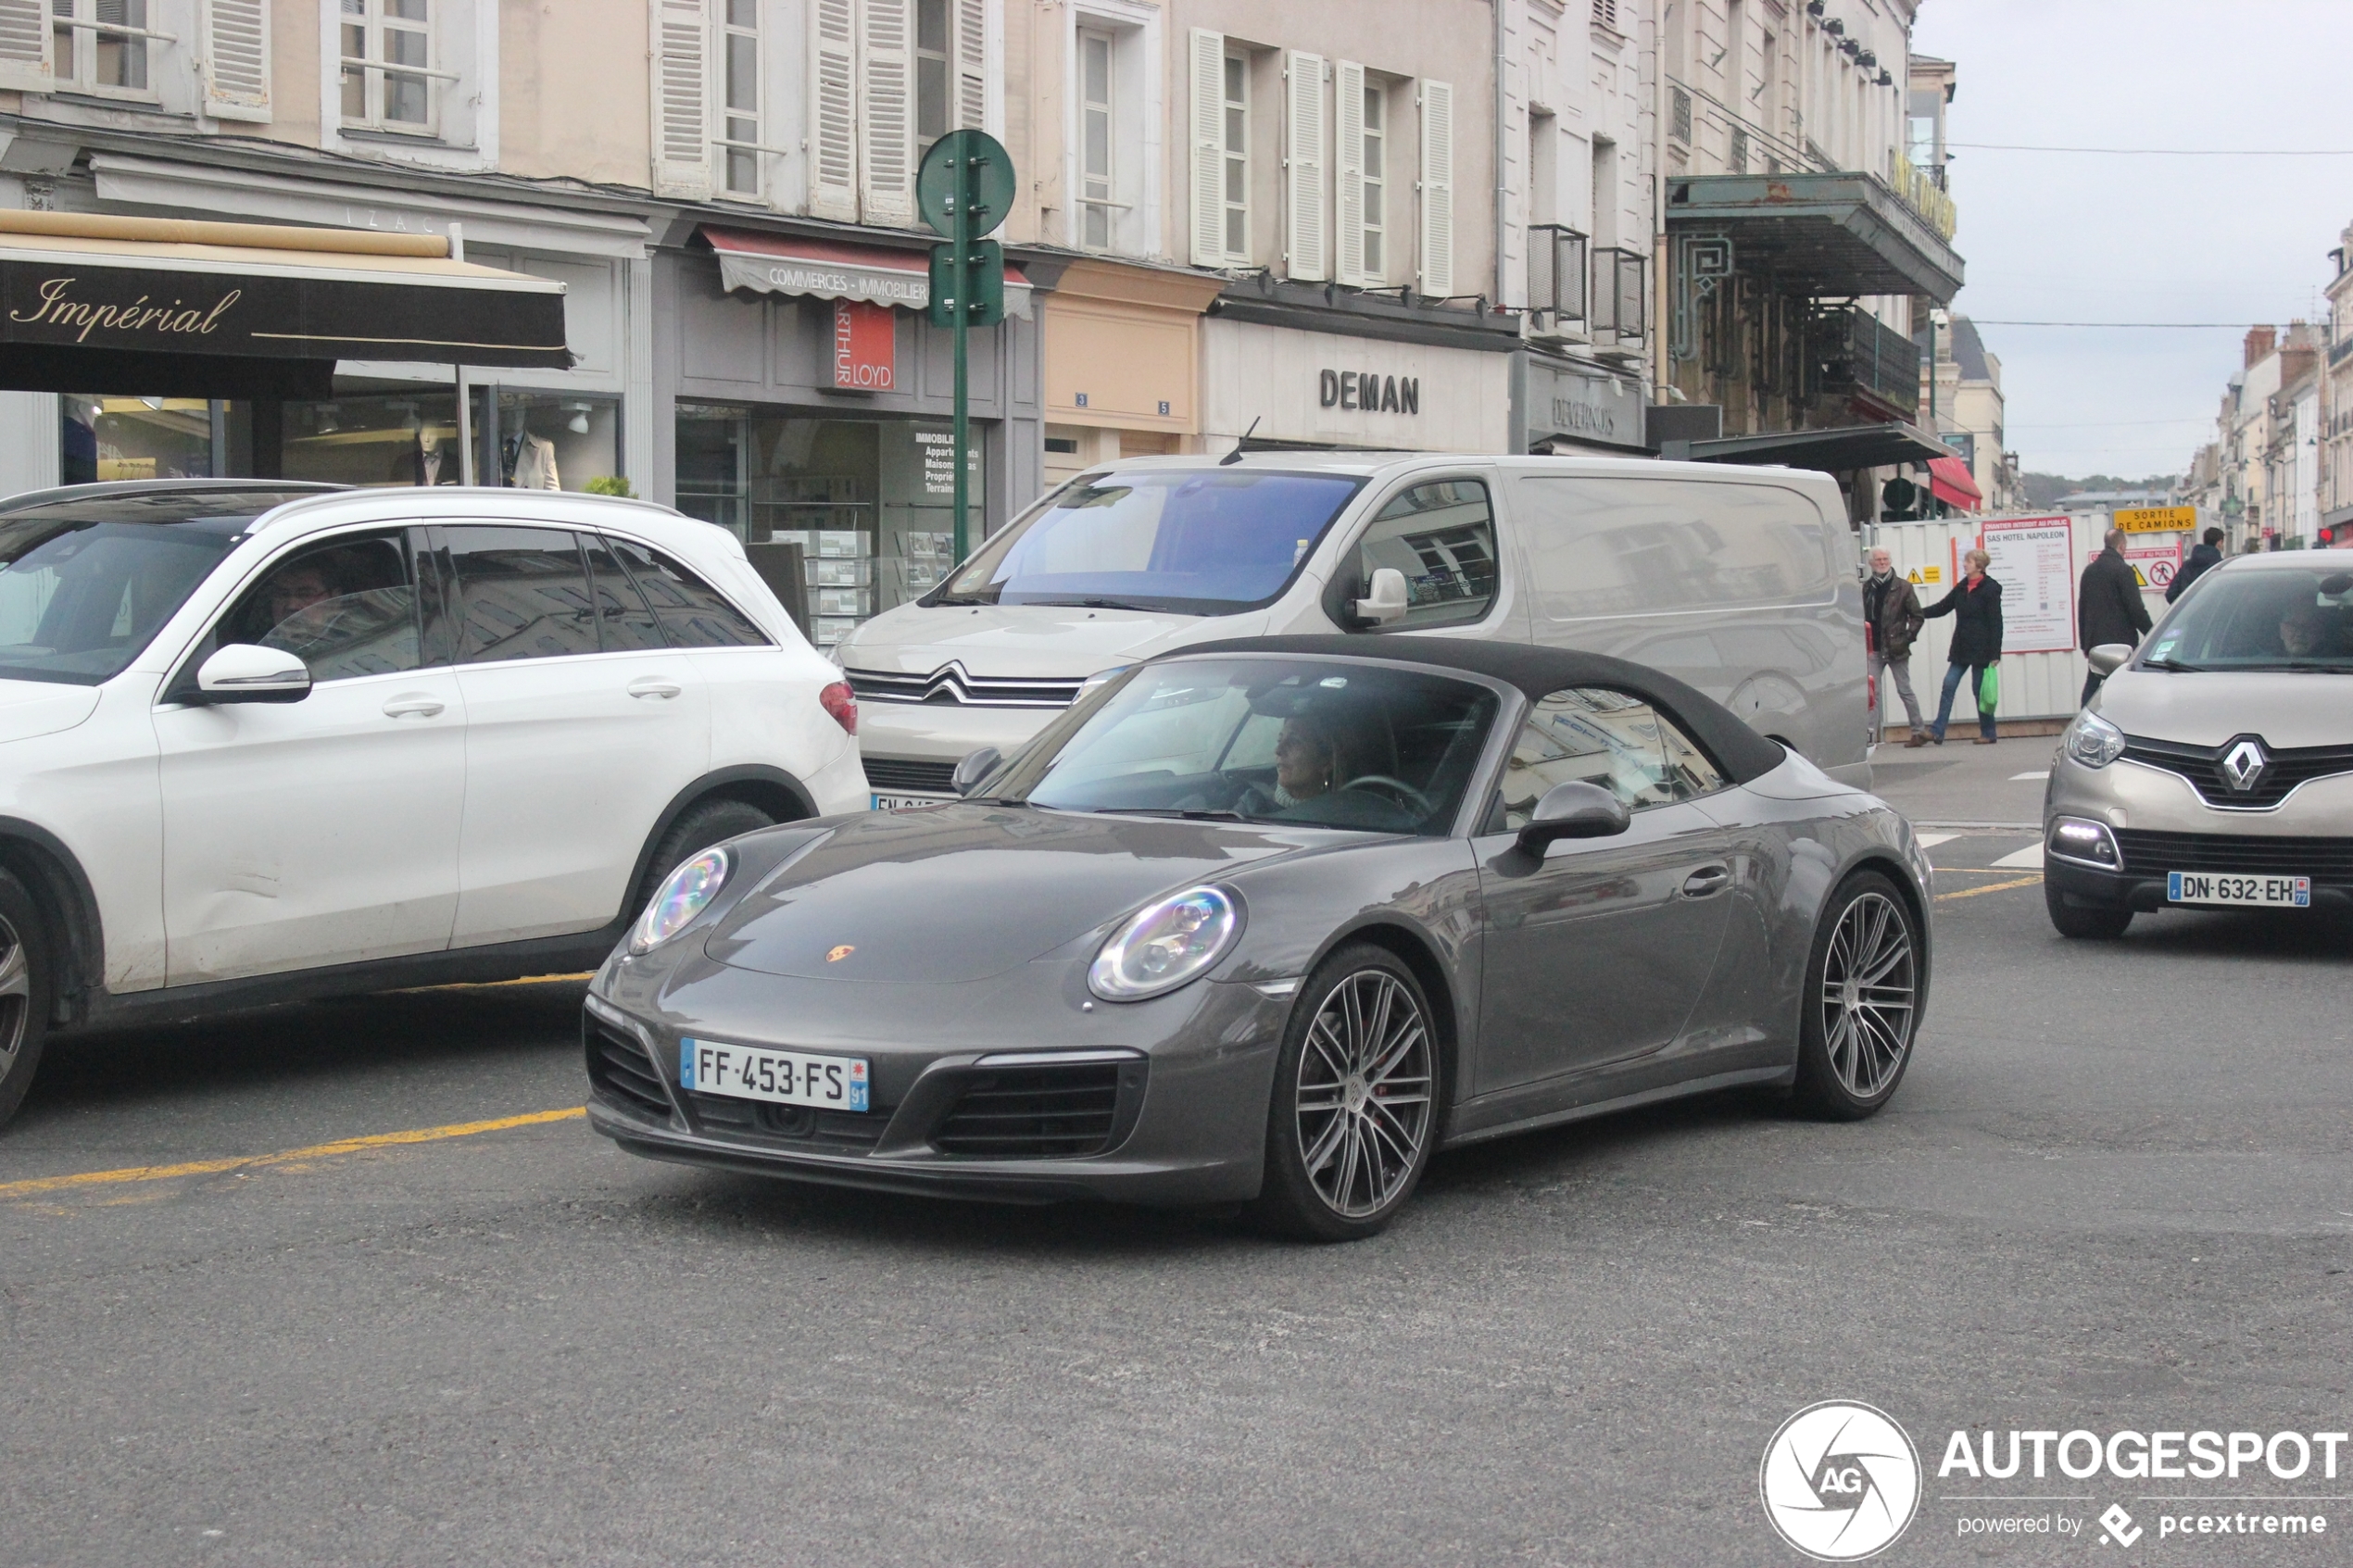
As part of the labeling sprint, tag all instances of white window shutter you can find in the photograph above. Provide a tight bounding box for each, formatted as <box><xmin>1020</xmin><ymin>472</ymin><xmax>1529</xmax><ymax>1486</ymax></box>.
<box><xmin>0</xmin><ymin>0</ymin><xmax>53</xmax><ymax>92</ymax></box>
<box><xmin>953</xmin><ymin>0</ymin><xmax>987</xmax><ymax>130</ymax></box>
<box><xmin>860</xmin><ymin>0</ymin><xmax>915</xmax><ymax>225</ymax></box>
<box><xmin>198</xmin><ymin>0</ymin><xmax>271</xmax><ymax>120</ymax></box>
<box><xmin>1333</xmin><ymin>59</ymin><xmax>1368</xmax><ymax>287</ymax></box>
<box><xmin>809</xmin><ymin>0</ymin><xmax>859</xmax><ymax>220</ymax></box>
<box><xmin>1188</xmin><ymin>28</ymin><xmax>1227</xmax><ymax>267</ymax></box>
<box><xmin>1418</xmin><ymin>78</ymin><xmax>1455</xmax><ymax>299</ymax></box>
<box><xmin>650</xmin><ymin>0</ymin><xmax>712</xmax><ymax>201</ymax></box>
<box><xmin>1284</xmin><ymin>52</ymin><xmax>1328</xmax><ymax>282</ymax></box>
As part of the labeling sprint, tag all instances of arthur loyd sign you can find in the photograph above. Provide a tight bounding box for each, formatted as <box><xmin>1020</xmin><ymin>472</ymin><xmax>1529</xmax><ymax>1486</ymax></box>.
<box><xmin>1318</xmin><ymin>368</ymin><xmax>1421</xmax><ymax>415</ymax></box>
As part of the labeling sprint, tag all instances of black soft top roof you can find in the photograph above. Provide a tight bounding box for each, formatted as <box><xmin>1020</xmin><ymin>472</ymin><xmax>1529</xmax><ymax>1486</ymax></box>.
<box><xmin>1171</xmin><ymin>633</ymin><xmax>1791</xmax><ymax>785</ymax></box>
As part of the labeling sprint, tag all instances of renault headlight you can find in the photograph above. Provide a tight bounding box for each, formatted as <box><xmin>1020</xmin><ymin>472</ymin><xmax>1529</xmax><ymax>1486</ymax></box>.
<box><xmin>1088</xmin><ymin>886</ymin><xmax>1240</xmax><ymax>1001</ymax></box>
<box><xmin>629</xmin><ymin>848</ymin><xmax>730</xmax><ymax>955</ymax></box>
<box><xmin>2063</xmin><ymin>709</ymin><xmax>2126</xmax><ymax>769</ymax></box>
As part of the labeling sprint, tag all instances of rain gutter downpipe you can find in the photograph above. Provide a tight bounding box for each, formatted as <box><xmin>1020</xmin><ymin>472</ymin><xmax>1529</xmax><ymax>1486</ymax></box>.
<box><xmin>1494</xmin><ymin>0</ymin><xmax>1509</xmax><ymax>320</ymax></box>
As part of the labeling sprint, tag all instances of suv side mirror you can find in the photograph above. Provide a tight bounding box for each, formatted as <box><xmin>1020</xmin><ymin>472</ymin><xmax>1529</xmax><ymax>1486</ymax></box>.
<box><xmin>951</xmin><ymin>746</ymin><xmax>1003</xmax><ymax>797</ymax></box>
<box><xmin>1353</xmin><ymin>567</ymin><xmax>1411</xmax><ymax>626</ymax></box>
<box><xmin>2085</xmin><ymin>643</ymin><xmax>2134</xmax><ymax>677</ymax></box>
<box><xmin>195</xmin><ymin>644</ymin><xmax>311</xmax><ymax>704</ymax></box>
<box><xmin>1514</xmin><ymin>781</ymin><xmax>1630</xmax><ymax>858</ymax></box>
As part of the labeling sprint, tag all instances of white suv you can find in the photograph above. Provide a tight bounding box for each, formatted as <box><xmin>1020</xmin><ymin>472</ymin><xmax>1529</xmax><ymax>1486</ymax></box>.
<box><xmin>0</xmin><ymin>480</ymin><xmax>869</xmax><ymax>1126</ymax></box>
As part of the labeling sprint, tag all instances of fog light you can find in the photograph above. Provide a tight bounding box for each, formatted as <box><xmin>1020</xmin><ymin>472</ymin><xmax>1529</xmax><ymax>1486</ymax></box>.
<box><xmin>2047</xmin><ymin>817</ymin><xmax>2120</xmax><ymax>868</ymax></box>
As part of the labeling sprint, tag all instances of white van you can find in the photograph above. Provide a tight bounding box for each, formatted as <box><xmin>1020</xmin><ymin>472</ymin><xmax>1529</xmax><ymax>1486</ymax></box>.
<box><xmin>836</xmin><ymin>452</ymin><xmax>1868</xmax><ymax>803</ymax></box>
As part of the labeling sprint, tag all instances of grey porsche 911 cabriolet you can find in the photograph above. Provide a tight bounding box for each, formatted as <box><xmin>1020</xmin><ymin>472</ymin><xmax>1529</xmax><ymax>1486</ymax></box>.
<box><xmin>585</xmin><ymin>637</ymin><xmax>1932</xmax><ymax>1241</ymax></box>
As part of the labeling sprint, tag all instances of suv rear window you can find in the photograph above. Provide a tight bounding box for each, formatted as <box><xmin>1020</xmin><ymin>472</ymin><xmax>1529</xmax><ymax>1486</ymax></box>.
<box><xmin>0</xmin><ymin>512</ymin><xmax>245</xmax><ymax>686</ymax></box>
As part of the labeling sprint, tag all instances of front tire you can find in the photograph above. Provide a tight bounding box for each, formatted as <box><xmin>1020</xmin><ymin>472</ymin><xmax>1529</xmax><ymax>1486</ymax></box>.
<box><xmin>0</xmin><ymin>869</ymin><xmax>57</xmax><ymax>1131</ymax></box>
<box><xmin>1251</xmin><ymin>945</ymin><xmax>1441</xmax><ymax>1242</ymax></box>
<box><xmin>637</xmin><ymin>797</ymin><xmax>777</xmax><ymax>909</ymax></box>
<box><xmin>2045</xmin><ymin>878</ymin><xmax>2133</xmax><ymax>939</ymax></box>
<box><xmin>1792</xmin><ymin>872</ymin><xmax>1921</xmax><ymax>1121</ymax></box>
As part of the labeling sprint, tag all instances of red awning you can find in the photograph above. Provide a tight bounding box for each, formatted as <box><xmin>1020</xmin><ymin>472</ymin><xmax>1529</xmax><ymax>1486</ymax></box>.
<box><xmin>1927</xmin><ymin>454</ymin><xmax>1982</xmax><ymax>510</ymax></box>
<box><xmin>699</xmin><ymin>228</ymin><xmax>1031</xmax><ymax>318</ymax></box>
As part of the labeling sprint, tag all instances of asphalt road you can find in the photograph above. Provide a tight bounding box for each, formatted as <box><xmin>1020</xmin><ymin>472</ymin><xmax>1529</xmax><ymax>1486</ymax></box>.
<box><xmin>2</xmin><ymin>746</ymin><xmax>2347</xmax><ymax>1567</ymax></box>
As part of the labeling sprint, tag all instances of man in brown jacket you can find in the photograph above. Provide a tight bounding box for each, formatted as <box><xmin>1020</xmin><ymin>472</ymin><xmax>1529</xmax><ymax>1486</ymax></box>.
<box><xmin>1866</xmin><ymin>546</ymin><xmax>1928</xmax><ymax>745</ymax></box>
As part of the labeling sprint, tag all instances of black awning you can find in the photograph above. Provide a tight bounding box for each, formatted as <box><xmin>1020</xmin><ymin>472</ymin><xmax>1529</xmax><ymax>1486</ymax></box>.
<box><xmin>1666</xmin><ymin>172</ymin><xmax>1965</xmax><ymax>304</ymax></box>
<box><xmin>0</xmin><ymin>212</ymin><xmax>569</xmax><ymax>396</ymax></box>
<box><xmin>1665</xmin><ymin>421</ymin><xmax>1956</xmax><ymax>472</ymax></box>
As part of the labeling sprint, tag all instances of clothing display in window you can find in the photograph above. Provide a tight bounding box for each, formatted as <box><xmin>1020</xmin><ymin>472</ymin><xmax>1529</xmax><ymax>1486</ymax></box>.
<box><xmin>503</xmin><ymin>432</ymin><xmax>560</xmax><ymax>491</ymax></box>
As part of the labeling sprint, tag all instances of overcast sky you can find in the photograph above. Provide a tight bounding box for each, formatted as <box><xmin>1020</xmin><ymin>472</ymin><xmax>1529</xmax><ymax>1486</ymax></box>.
<box><xmin>1910</xmin><ymin>1</ymin><xmax>2353</xmax><ymax>480</ymax></box>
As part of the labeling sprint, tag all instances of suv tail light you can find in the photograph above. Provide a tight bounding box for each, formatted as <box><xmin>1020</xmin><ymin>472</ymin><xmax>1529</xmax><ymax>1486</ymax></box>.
<box><xmin>819</xmin><ymin>680</ymin><xmax>857</xmax><ymax>735</ymax></box>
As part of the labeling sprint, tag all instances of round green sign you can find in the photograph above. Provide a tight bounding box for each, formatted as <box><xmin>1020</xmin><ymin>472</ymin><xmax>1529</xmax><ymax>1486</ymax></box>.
<box><xmin>917</xmin><ymin>130</ymin><xmax>1016</xmax><ymax>239</ymax></box>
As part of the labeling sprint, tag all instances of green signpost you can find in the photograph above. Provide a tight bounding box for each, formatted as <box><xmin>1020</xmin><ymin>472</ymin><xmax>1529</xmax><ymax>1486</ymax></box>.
<box><xmin>916</xmin><ymin>129</ymin><xmax>1015</xmax><ymax>563</ymax></box>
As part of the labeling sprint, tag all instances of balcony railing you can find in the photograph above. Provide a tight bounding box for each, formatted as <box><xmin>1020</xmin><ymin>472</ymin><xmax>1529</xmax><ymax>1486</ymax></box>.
<box><xmin>1592</xmin><ymin>247</ymin><xmax>1647</xmax><ymax>348</ymax></box>
<box><xmin>1527</xmin><ymin>224</ymin><xmax>1589</xmax><ymax>334</ymax></box>
<box><xmin>1812</xmin><ymin>305</ymin><xmax>1919</xmax><ymax>417</ymax></box>
<box><xmin>1890</xmin><ymin>151</ymin><xmax>1957</xmax><ymax>240</ymax></box>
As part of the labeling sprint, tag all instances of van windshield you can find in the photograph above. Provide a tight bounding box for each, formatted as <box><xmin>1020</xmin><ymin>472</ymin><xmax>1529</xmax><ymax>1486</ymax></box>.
<box><xmin>932</xmin><ymin>470</ymin><xmax>1365</xmax><ymax>615</ymax></box>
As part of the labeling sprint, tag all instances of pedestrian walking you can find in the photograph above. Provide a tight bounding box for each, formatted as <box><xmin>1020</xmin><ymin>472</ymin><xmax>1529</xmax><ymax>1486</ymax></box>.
<box><xmin>1863</xmin><ymin>546</ymin><xmax>1928</xmax><ymax>746</ymax></box>
<box><xmin>2076</xmin><ymin>526</ymin><xmax>2152</xmax><ymax>703</ymax></box>
<box><xmin>1919</xmin><ymin>547</ymin><xmax>2003</xmax><ymax>745</ymax></box>
<box><xmin>2165</xmin><ymin>526</ymin><xmax>2225</xmax><ymax>603</ymax></box>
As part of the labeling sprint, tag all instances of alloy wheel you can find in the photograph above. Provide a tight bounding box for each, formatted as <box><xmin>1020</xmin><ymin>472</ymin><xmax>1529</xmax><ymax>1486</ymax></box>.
<box><xmin>0</xmin><ymin>915</ymin><xmax>27</xmax><ymax>1073</ymax></box>
<box><xmin>1819</xmin><ymin>891</ymin><xmax>1917</xmax><ymax>1099</ymax></box>
<box><xmin>1295</xmin><ymin>969</ymin><xmax>1434</xmax><ymax>1218</ymax></box>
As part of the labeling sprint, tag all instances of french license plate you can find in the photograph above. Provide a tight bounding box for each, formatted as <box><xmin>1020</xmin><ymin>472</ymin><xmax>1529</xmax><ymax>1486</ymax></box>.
<box><xmin>872</xmin><ymin>792</ymin><xmax>953</xmax><ymax>812</ymax></box>
<box><xmin>680</xmin><ymin>1037</ymin><xmax>870</xmax><ymax>1110</ymax></box>
<box><xmin>2167</xmin><ymin>872</ymin><xmax>2311</xmax><ymax>908</ymax></box>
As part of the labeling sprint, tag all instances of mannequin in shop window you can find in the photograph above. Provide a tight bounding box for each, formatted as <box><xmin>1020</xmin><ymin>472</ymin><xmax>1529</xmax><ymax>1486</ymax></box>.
<box><xmin>501</xmin><ymin>420</ymin><xmax>560</xmax><ymax>490</ymax></box>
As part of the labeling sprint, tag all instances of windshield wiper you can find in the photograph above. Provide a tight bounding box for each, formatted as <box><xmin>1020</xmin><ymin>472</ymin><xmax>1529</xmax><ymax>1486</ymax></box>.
<box><xmin>1085</xmin><ymin>806</ymin><xmax>1252</xmax><ymax>822</ymax></box>
<box><xmin>2140</xmin><ymin>656</ymin><xmax>2206</xmax><ymax>672</ymax></box>
<box><xmin>1022</xmin><ymin>596</ymin><xmax>1171</xmax><ymax>613</ymax></box>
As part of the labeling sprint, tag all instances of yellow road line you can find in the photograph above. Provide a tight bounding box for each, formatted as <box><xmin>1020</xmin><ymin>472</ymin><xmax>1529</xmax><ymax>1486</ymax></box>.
<box><xmin>1935</xmin><ymin>873</ymin><xmax>2044</xmax><ymax>901</ymax></box>
<box><xmin>0</xmin><ymin>1106</ymin><xmax>585</xmax><ymax>1201</ymax></box>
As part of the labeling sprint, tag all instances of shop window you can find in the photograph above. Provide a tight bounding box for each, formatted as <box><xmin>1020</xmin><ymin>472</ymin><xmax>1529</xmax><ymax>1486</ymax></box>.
<box><xmin>60</xmin><ymin>397</ymin><xmax>219</xmax><ymax>486</ymax></box>
<box><xmin>486</xmin><ymin>392</ymin><xmax>623</xmax><ymax>493</ymax></box>
<box><xmin>339</xmin><ymin>0</ymin><xmax>437</xmax><ymax>132</ymax></box>
<box><xmin>273</xmin><ymin>389</ymin><xmax>621</xmax><ymax>492</ymax></box>
<box><xmin>52</xmin><ymin>0</ymin><xmax>157</xmax><ymax>97</ymax></box>
<box><xmin>674</xmin><ymin>406</ymin><xmax>983</xmax><ymax>647</ymax></box>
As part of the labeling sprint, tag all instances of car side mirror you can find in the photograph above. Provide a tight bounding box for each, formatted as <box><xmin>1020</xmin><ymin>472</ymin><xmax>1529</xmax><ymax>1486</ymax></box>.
<box><xmin>1353</xmin><ymin>567</ymin><xmax>1410</xmax><ymax>626</ymax></box>
<box><xmin>1514</xmin><ymin>781</ymin><xmax>1631</xmax><ymax>858</ymax></box>
<box><xmin>952</xmin><ymin>746</ymin><xmax>1003</xmax><ymax>797</ymax></box>
<box><xmin>195</xmin><ymin>644</ymin><xmax>311</xmax><ymax>704</ymax></box>
<box><xmin>2085</xmin><ymin>643</ymin><xmax>2134</xmax><ymax>677</ymax></box>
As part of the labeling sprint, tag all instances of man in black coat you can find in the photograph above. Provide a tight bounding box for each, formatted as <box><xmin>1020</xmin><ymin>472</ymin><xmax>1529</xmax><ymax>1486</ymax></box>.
<box><xmin>2166</xmin><ymin>527</ymin><xmax>2225</xmax><ymax>603</ymax></box>
<box><xmin>2077</xmin><ymin>526</ymin><xmax>2152</xmax><ymax>703</ymax></box>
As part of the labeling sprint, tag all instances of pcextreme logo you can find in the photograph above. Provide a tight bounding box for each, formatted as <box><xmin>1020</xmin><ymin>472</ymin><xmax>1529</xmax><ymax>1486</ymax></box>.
<box><xmin>1761</xmin><ymin>1400</ymin><xmax>1924</xmax><ymax>1561</ymax></box>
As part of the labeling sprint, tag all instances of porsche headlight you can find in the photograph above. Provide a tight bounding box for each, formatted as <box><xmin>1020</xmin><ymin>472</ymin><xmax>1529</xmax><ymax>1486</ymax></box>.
<box><xmin>2063</xmin><ymin>709</ymin><xmax>2126</xmax><ymax>769</ymax></box>
<box><xmin>1088</xmin><ymin>886</ymin><xmax>1240</xmax><ymax>1002</ymax></box>
<box><xmin>629</xmin><ymin>847</ymin><xmax>730</xmax><ymax>955</ymax></box>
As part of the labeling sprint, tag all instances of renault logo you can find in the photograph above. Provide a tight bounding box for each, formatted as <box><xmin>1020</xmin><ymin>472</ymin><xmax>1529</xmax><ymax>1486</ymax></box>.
<box><xmin>2221</xmin><ymin>738</ymin><xmax>2268</xmax><ymax>793</ymax></box>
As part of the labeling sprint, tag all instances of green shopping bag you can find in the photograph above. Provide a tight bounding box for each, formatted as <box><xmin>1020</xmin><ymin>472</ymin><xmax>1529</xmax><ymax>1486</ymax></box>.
<box><xmin>1978</xmin><ymin>665</ymin><xmax>2000</xmax><ymax>713</ymax></box>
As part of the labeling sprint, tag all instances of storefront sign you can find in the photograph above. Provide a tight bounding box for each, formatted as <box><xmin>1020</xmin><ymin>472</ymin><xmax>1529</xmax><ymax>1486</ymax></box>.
<box><xmin>1524</xmin><ymin>357</ymin><xmax>1647</xmax><ymax>451</ymax></box>
<box><xmin>1974</xmin><ymin>516</ymin><xmax>2075</xmax><ymax>655</ymax></box>
<box><xmin>1318</xmin><ymin>369</ymin><xmax>1420</xmax><ymax>415</ymax></box>
<box><xmin>832</xmin><ymin>299</ymin><xmax>896</xmax><ymax>391</ymax></box>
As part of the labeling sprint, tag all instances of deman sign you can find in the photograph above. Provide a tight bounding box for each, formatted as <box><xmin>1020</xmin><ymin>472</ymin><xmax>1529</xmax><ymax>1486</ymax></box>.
<box><xmin>1318</xmin><ymin>368</ymin><xmax>1421</xmax><ymax>415</ymax></box>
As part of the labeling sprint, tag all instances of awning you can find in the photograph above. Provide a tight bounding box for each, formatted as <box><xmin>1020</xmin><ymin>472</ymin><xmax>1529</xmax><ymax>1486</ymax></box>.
<box><xmin>701</xmin><ymin>228</ymin><xmax>1032</xmax><ymax>319</ymax></box>
<box><xmin>1666</xmin><ymin>172</ymin><xmax>1965</xmax><ymax>304</ymax></box>
<box><xmin>1666</xmin><ymin>420</ymin><xmax>1958</xmax><ymax>472</ymax></box>
<box><xmin>1928</xmin><ymin>454</ymin><xmax>1982</xmax><ymax>510</ymax></box>
<box><xmin>0</xmin><ymin>210</ymin><xmax>570</xmax><ymax>398</ymax></box>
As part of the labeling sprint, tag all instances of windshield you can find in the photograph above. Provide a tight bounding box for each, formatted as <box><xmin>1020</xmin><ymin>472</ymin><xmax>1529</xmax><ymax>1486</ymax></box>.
<box><xmin>1004</xmin><ymin>657</ymin><xmax>1500</xmax><ymax>835</ymax></box>
<box><xmin>2141</xmin><ymin>565</ymin><xmax>2353</xmax><ymax>673</ymax></box>
<box><xmin>932</xmin><ymin>470</ymin><xmax>1366</xmax><ymax>615</ymax></box>
<box><xmin>0</xmin><ymin>512</ymin><xmax>245</xmax><ymax>685</ymax></box>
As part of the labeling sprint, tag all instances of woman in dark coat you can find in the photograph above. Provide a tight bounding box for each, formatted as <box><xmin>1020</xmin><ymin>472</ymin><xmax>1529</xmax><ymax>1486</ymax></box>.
<box><xmin>1919</xmin><ymin>547</ymin><xmax>2003</xmax><ymax>744</ymax></box>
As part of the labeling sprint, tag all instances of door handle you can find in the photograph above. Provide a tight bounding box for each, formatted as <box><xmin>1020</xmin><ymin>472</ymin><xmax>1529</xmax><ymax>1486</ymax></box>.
<box><xmin>1681</xmin><ymin>864</ymin><xmax>1732</xmax><ymax>898</ymax></box>
<box><xmin>627</xmin><ymin>677</ymin><xmax>684</xmax><ymax>701</ymax></box>
<box><xmin>382</xmin><ymin>695</ymin><xmax>445</xmax><ymax>719</ymax></box>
